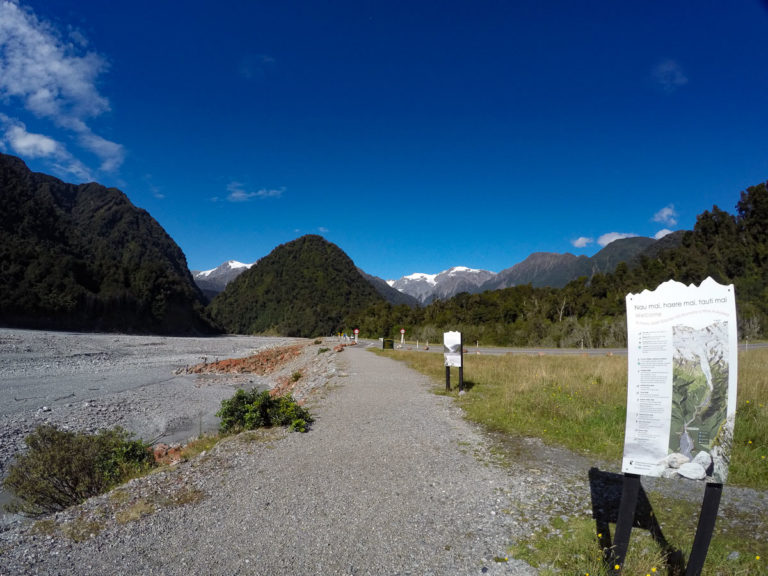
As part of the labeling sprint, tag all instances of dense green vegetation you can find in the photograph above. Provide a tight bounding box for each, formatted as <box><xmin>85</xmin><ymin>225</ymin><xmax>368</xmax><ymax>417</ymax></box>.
<box><xmin>217</xmin><ymin>389</ymin><xmax>314</xmax><ymax>433</ymax></box>
<box><xmin>3</xmin><ymin>425</ymin><xmax>155</xmax><ymax>516</ymax></box>
<box><xmin>208</xmin><ymin>235</ymin><xmax>385</xmax><ymax>337</ymax></box>
<box><xmin>0</xmin><ymin>153</ymin><xmax>216</xmax><ymax>334</ymax></box>
<box><xmin>350</xmin><ymin>181</ymin><xmax>768</xmax><ymax>346</ymax></box>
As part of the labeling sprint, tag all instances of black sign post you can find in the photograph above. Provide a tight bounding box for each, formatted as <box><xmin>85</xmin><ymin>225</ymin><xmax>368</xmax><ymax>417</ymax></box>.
<box><xmin>609</xmin><ymin>474</ymin><xmax>723</xmax><ymax>575</ymax></box>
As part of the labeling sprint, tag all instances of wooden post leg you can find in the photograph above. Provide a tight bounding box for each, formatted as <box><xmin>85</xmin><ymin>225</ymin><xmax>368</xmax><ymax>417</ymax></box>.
<box><xmin>686</xmin><ymin>483</ymin><xmax>723</xmax><ymax>576</ymax></box>
<box><xmin>445</xmin><ymin>366</ymin><xmax>450</xmax><ymax>391</ymax></box>
<box><xmin>611</xmin><ymin>473</ymin><xmax>641</xmax><ymax>571</ymax></box>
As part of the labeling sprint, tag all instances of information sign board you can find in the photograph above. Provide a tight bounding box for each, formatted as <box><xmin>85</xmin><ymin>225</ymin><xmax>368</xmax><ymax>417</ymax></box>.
<box><xmin>622</xmin><ymin>278</ymin><xmax>737</xmax><ymax>483</ymax></box>
<box><xmin>443</xmin><ymin>331</ymin><xmax>463</xmax><ymax>367</ymax></box>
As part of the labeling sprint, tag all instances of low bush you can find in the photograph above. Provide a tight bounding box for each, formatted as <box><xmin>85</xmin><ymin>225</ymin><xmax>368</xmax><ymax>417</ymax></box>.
<box><xmin>4</xmin><ymin>425</ymin><xmax>154</xmax><ymax>516</ymax></box>
<box><xmin>217</xmin><ymin>389</ymin><xmax>313</xmax><ymax>433</ymax></box>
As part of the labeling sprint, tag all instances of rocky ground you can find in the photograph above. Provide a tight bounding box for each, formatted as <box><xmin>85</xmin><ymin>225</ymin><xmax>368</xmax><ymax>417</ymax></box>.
<box><xmin>0</xmin><ymin>329</ymin><xmax>321</xmax><ymax>515</ymax></box>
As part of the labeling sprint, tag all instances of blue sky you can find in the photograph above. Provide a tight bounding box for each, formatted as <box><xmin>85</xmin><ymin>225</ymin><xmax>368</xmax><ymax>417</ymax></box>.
<box><xmin>2</xmin><ymin>1</ymin><xmax>768</xmax><ymax>280</ymax></box>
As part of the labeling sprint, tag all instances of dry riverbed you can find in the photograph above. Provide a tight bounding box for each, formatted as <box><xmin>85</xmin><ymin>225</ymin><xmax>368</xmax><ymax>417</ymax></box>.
<box><xmin>0</xmin><ymin>329</ymin><xmax>333</xmax><ymax>522</ymax></box>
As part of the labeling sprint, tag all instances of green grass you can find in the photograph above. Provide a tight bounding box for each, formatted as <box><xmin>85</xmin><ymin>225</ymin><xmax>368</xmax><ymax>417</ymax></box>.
<box><xmin>376</xmin><ymin>347</ymin><xmax>768</xmax><ymax>575</ymax></box>
<box><xmin>512</xmin><ymin>492</ymin><xmax>765</xmax><ymax>576</ymax></box>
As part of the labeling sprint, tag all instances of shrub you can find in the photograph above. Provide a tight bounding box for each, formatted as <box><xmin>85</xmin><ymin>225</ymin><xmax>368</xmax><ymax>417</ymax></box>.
<box><xmin>3</xmin><ymin>425</ymin><xmax>154</xmax><ymax>516</ymax></box>
<box><xmin>217</xmin><ymin>389</ymin><xmax>313</xmax><ymax>433</ymax></box>
<box><xmin>317</xmin><ymin>347</ymin><xmax>330</xmax><ymax>354</ymax></box>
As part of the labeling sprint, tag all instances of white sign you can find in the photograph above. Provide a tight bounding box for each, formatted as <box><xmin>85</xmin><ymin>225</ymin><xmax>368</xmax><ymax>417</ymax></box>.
<box><xmin>622</xmin><ymin>278</ymin><xmax>737</xmax><ymax>483</ymax></box>
<box><xmin>354</xmin><ymin>329</ymin><xmax>359</xmax><ymax>334</ymax></box>
<box><xmin>400</xmin><ymin>328</ymin><xmax>405</xmax><ymax>334</ymax></box>
<box><xmin>443</xmin><ymin>331</ymin><xmax>463</xmax><ymax>367</ymax></box>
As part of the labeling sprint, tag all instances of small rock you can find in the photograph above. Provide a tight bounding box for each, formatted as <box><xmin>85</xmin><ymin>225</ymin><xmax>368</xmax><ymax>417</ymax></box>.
<box><xmin>727</xmin><ymin>551</ymin><xmax>740</xmax><ymax>561</ymax></box>
<box><xmin>664</xmin><ymin>453</ymin><xmax>690</xmax><ymax>469</ymax></box>
<box><xmin>677</xmin><ymin>462</ymin><xmax>706</xmax><ymax>480</ymax></box>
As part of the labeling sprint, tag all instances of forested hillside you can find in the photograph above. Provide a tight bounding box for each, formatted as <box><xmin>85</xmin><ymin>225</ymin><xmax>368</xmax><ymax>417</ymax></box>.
<box><xmin>347</xmin><ymin>181</ymin><xmax>768</xmax><ymax>347</ymax></box>
<box><xmin>208</xmin><ymin>235</ymin><xmax>385</xmax><ymax>337</ymax></box>
<box><xmin>0</xmin><ymin>154</ymin><xmax>216</xmax><ymax>334</ymax></box>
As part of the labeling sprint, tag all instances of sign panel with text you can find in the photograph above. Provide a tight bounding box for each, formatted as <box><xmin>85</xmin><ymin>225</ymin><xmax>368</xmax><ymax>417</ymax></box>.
<box><xmin>443</xmin><ymin>331</ymin><xmax>463</xmax><ymax>367</ymax></box>
<box><xmin>622</xmin><ymin>278</ymin><xmax>737</xmax><ymax>483</ymax></box>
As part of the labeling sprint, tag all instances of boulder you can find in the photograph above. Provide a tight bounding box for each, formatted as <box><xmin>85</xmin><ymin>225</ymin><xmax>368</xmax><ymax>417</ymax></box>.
<box><xmin>692</xmin><ymin>451</ymin><xmax>714</xmax><ymax>475</ymax></box>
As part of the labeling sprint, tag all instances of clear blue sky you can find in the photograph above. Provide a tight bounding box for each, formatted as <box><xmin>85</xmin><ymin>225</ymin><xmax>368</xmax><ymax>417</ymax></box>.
<box><xmin>2</xmin><ymin>1</ymin><xmax>768</xmax><ymax>280</ymax></box>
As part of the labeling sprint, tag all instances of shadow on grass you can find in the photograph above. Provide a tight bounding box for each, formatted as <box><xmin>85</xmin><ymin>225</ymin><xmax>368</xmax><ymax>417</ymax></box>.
<box><xmin>588</xmin><ymin>467</ymin><xmax>686</xmax><ymax>575</ymax></box>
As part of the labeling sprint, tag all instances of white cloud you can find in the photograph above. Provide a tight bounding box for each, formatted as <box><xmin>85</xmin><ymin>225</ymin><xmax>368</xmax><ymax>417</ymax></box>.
<box><xmin>652</xmin><ymin>59</ymin><xmax>688</xmax><ymax>92</ymax></box>
<box><xmin>654</xmin><ymin>229</ymin><xmax>673</xmax><ymax>239</ymax></box>
<box><xmin>226</xmin><ymin>181</ymin><xmax>284</xmax><ymax>202</ymax></box>
<box><xmin>0</xmin><ymin>114</ymin><xmax>92</xmax><ymax>180</ymax></box>
<box><xmin>318</xmin><ymin>227</ymin><xmax>329</xmax><ymax>233</ymax></box>
<box><xmin>652</xmin><ymin>204</ymin><xmax>678</xmax><ymax>226</ymax></box>
<box><xmin>571</xmin><ymin>236</ymin><xmax>593</xmax><ymax>248</ymax></box>
<box><xmin>78</xmin><ymin>130</ymin><xmax>124</xmax><ymax>171</ymax></box>
<box><xmin>597</xmin><ymin>232</ymin><xmax>638</xmax><ymax>247</ymax></box>
<box><xmin>4</xmin><ymin>121</ymin><xmax>59</xmax><ymax>157</ymax></box>
<box><xmin>0</xmin><ymin>0</ymin><xmax>123</xmax><ymax>172</ymax></box>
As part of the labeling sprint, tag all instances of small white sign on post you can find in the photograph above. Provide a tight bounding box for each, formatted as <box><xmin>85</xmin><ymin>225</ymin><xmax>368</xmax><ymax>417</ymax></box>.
<box><xmin>622</xmin><ymin>278</ymin><xmax>738</xmax><ymax>483</ymax></box>
<box><xmin>400</xmin><ymin>328</ymin><xmax>405</xmax><ymax>346</ymax></box>
<box><xmin>443</xmin><ymin>331</ymin><xmax>463</xmax><ymax>367</ymax></box>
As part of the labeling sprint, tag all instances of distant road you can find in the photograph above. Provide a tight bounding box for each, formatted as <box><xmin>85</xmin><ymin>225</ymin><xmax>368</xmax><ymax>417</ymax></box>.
<box><xmin>354</xmin><ymin>338</ymin><xmax>768</xmax><ymax>356</ymax></box>
<box><xmin>354</xmin><ymin>338</ymin><xmax>626</xmax><ymax>356</ymax></box>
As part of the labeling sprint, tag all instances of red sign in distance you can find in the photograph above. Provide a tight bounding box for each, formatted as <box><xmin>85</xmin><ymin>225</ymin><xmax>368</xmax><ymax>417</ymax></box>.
<box><xmin>354</xmin><ymin>329</ymin><xmax>359</xmax><ymax>334</ymax></box>
<box><xmin>400</xmin><ymin>328</ymin><xmax>405</xmax><ymax>334</ymax></box>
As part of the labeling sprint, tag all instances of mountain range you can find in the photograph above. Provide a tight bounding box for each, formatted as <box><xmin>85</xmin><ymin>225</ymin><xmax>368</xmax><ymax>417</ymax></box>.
<box><xmin>195</xmin><ymin>235</ymin><xmax>684</xmax><ymax>306</ymax></box>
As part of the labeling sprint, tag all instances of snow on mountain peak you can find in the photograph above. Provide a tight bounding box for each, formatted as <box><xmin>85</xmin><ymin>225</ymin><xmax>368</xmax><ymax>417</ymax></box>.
<box><xmin>227</xmin><ymin>260</ymin><xmax>252</xmax><ymax>269</ymax></box>
<box><xmin>403</xmin><ymin>272</ymin><xmax>438</xmax><ymax>285</ymax></box>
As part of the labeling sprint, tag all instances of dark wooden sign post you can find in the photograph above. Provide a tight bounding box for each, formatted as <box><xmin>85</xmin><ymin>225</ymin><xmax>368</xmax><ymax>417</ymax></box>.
<box><xmin>609</xmin><ymin>474</ymin><xmax>723</xmax><ymax>575</ymax></box>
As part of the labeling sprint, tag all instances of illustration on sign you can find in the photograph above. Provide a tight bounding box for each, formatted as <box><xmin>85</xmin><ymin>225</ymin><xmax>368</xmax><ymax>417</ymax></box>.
<box><xmin>443</xmin><ymin>331</ymin><xmax>462</xmax><ymax>367</ymax></box>
<box><xmin>622</xmin><ymin>278</ymin><xmax>737</xmax><ymax>483</ymax></box>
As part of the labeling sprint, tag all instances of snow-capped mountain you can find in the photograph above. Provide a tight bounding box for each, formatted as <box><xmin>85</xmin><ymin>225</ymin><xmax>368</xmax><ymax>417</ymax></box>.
<box><xmin>388</xmin><ymin>267</ymin><xmax>496</xmax><ymax>304</ymax></box>
<box><xmin>192</xmin><ymin>260</ymin><xmax>253</xmax><ymax>300</ymax></box>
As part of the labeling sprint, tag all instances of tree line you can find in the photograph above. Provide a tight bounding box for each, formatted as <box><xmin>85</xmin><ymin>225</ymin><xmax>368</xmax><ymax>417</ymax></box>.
<box><xmin>346</xmin><ymin>181</ymin><xmax>768</xmax><ymax>347</ymax></box>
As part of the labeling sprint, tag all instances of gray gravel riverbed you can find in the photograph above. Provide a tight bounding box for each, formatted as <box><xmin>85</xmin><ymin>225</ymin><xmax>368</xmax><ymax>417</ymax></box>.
<box><xmin>0</xmin><ymin>329</ymin><xmax>305</xmax><ymax>517</ymax></box>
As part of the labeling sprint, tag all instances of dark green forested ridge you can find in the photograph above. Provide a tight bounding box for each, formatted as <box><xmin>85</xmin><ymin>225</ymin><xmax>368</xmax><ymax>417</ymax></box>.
<box><xmin>207</xmin><ymin>235</ymin><xmax>385</xmax><ymax>337</ymax></box>
<box><xmin>346</xmin><ymin>181</ymin><xmax>768</xmax><ymax>347</ymax></box>
<box><xmin>0</xmin><ymin>153</ymin><xmax>216</xmax><ymax>334</ymax></box>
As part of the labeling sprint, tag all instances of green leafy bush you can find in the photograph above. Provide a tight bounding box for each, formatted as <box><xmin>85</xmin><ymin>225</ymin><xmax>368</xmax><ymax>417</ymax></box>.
<box><xmin>3</xmin><ymin>425</ymin><xmax>155</xmax><ymax>516</ymax></box>
<box><xmin>217</xmin><ymin>389</ymin><xmax>313</xmax><ymax>433</ymax></box>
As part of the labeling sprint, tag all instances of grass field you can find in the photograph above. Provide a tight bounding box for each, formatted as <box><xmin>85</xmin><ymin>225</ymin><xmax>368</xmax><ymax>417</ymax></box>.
<box><xmin>377</xmin><ymin>347</ymin><xmax>768</xmax><ymax>575</ymax></box>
